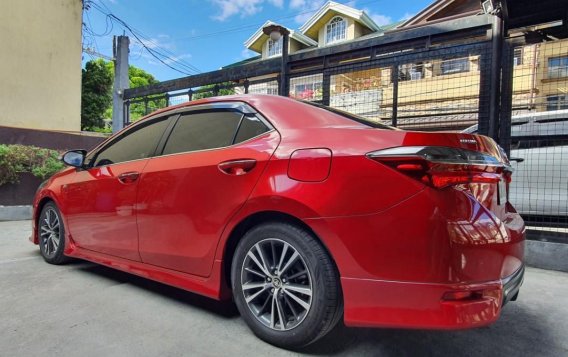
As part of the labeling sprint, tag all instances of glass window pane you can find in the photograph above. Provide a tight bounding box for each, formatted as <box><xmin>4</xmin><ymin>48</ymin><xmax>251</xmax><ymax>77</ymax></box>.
<box><xmin>163</xmin><ymin>111</ymin><xmax>242</xmax><ymax>155</ymax></box>
<box><xmin>234</xmin><ymin>115</ymin><xmax>269</xmax><ymax>143</ymax></box>
<box><xmin>94</xmin><ymin>117</ymin><xmax>170</xmax><ymax>166</ymax></box>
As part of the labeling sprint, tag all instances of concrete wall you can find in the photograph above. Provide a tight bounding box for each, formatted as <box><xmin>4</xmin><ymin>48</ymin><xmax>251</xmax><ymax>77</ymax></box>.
<box><xmin>0</xmin><ymin>0</ymin><xmax>83</xmax><ymax>132</ymax></box>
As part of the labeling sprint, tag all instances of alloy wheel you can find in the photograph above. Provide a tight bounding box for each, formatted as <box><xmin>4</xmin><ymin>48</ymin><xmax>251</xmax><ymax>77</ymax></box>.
<box><xmin>40</xmin><ymin>208</ymin><xmax>61</xmax><ymax>258</ymax></box>
<box><xmin>240</xmin><ymin>238</ymin><xmax>313</xmax><ymax>331</ymax></box>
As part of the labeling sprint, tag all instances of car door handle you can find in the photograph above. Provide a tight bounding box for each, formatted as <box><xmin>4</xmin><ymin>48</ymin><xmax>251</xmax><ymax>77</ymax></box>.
<box><xmin>218</xmin><ymin>159</ymin><xmax>257</xmax><ymax>176</ymax></box>
<box><xmin>118</xmin><ymin>171</ymin><xmax>140</xmax><ymax>184</ymax></box>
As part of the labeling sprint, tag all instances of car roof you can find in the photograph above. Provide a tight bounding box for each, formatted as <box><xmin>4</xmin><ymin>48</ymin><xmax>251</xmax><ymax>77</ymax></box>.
<box><xmin>141</xmin><ymin>94</ymin><xmax>367</xmax><ymax>130</ymax></box>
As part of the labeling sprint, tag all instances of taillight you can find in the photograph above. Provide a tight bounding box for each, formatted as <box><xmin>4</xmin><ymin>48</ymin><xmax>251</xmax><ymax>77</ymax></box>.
<box><xmin>367</xmin><ymin>146</ymin><xmax>508</xmax><ymax>189</ymax></box>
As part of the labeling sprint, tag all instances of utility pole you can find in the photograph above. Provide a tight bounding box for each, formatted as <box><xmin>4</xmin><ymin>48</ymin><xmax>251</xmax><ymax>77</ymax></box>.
<box><xmin>112</xmin><ymin>35</ymin><xmax>129</xmax><ymax>133</ymax></box>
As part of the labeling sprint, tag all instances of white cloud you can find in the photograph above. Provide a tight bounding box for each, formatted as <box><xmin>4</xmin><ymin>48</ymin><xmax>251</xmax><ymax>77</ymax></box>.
<box><xmin>268</xmin><ymin>0</ymin><xmax>284</xmax><ymax>7</ymax></box>
<box><xmin>210</xmin><ymin>0</ymin><xmax>283</xmax><ymax>21</ymax></box>
<box><xmin>364</xmin><ymin>8</ymin><xmax>392</xmax><ymax>26</ymax></box>
<box><xmin>241</xmin><ymin>49</ymin><xmax>256</xmax><ymax>59</ymax></box>
<box><xmin>292</xmin><ymin>0</ymin><xmax>325</xmax><ymax>24</ymax></box>
<box><xmin>400</xmin><ymin>12</ymin><xmax>414</xmax><ymax>21</ymax></box>
<box><xmin>290</xmin><ymin>0</ymin><xmax>305</xmax><ymax>8</ymax></box>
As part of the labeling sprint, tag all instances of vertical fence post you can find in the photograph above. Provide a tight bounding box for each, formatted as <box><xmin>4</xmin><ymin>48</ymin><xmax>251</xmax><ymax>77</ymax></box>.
<box><xmin>478</xmin><ymin>43</ymin><xmax>493</xmax><ymax>137</ymax></box>
<box><xmin>123</xmin><ymin>100</ymin><xmax>130</xmax><ymax>127</ymax></box>
<box><xmin>391</xmin><ymin>63</ymin><xmax>399</xmax><ymax>127</ymax></box>
<box><xmin>244</xmin><ymin>79</ymin><xmax>250</xmax><ymax>94</ymax></box>
<box><xmin>322</xmin><ymin>71</ymin><xmax>331</xmax><ymax>106</ymax></box>
<box><xmin>488</xmin><ymin>11</ymin><xmax>505</xmax><ymax>141</ymax></box>
<box><xmin>144</xmin><ymin>98</ymin><xmax>149</xmax><ymax>115</ymax></box>
<box><xmin>165</xmin><ymin>93</ymin><xmax>170</xmax><ymax>107</ymax></box>
<box><xmin>499</xmin><ymin>38</ymin><xmax>521</xmax><ymax>156</ymax></box>
<box><xmin>188</xmin><ymin>89</ymin><xmax>193</xmax><ymax>101</ymax></box>
<box><xmin>281</xmin><ymin>32</ymin><xmax>290</xmax><ymax>97</ymax></box>
<box><xmin>213</xmin><ymin>84</ymin><xmax>219</xmax><ymax>96</ymax></box>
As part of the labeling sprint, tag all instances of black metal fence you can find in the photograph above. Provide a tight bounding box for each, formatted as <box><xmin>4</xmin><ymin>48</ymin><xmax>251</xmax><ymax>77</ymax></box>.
<box><xmin>500</xmin><ymin>38</ymin><xmax>568</xmax><ymax>233</ymax></box>
<box><xmin>122</xmin><ymin>14</ymin><xmax>568</xmax><ymax>234</ymax></box>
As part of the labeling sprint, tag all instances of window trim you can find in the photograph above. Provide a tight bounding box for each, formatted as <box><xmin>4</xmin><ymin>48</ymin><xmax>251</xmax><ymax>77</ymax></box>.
<box><xmin>440</xmin><ymin>57</ymin><xmax>471</xmax><ymax>75</ymax></box>
<box><xmin>325</xmin><ymin>16</ymin><xmax>347</xmax><ymax>45</ymax></box>
<box><xmin>87</xmin><ymin>114</ymin><xmax>175</xmax><ymax>169</ymax></box>
<box><xmin>267</xmin><ymin>37</ymin><xmax>282</xmax><ymax>57</ymax></box>
<box><xmin>548</xmin><ymin>56</ymin><xmax>568</xmax><ymax>79</ymax></box>
<box><xmin>155</xmin><ymin>107</ymin><xmax>274</xmax><ymax>157</ymax></box>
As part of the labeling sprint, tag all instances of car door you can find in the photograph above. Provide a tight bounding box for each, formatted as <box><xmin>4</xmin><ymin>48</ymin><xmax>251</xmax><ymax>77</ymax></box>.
<box><xmin>136</xmin><ymin>104</ymin><xmax>280</xmax><ymax>277</ymax></box>
<box><xmin>64</xmin><ymin>115</ymin><xmax>173</xmax><ymax>260</ymax></box>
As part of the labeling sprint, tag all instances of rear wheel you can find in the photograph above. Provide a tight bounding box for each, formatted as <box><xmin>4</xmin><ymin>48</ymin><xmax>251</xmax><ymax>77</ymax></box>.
<box><xmin>38</xmin><ymin>202</ymin><xmax>69</xmax><ymax>265</ymax></box>
<box><xmin>231</xmin><ymin>222</ymin><xmax>342</xmax><ymax>349</ymax></box>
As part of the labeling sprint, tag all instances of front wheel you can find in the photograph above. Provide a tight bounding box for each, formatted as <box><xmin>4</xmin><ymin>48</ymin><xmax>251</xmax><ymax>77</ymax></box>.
<box><xmin>231</xmin><ymin>222</ymin><xmax>342</xmax><ymax>349</ymax></box>
<box><xmin>38</xmin><ymin>202</ymin><xmax>69</xmax><ymax>265</ymax></box>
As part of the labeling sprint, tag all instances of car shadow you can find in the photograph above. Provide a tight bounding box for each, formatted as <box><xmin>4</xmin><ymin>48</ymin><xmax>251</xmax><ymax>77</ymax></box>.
<box><xmin>65</xmin><ymin>260</ymin><xmax>562</xmax><ymax>356</ymax></box>
<box><xmin>300</xmin><ymin>304</ymin><xmax>559</xmax><ymax>356</ymax></box>
<box><xmin>72</xmin><ymin>261</ymin><xmax>239</xmax><ymax>319</ymax></box>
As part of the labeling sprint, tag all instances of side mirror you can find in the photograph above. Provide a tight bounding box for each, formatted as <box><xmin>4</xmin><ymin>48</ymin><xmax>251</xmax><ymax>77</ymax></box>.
<box><xmin>61</xmin><ymin>150</ymin><xmax>87</xmax><ymax>168</ymax></box>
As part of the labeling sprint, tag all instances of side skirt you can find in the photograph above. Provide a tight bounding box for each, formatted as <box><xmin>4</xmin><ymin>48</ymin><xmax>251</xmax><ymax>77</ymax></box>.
<box><xmin>67</xmin><ymin>246</ymin><xmax>228</xmax><ymax>301</ymax></box>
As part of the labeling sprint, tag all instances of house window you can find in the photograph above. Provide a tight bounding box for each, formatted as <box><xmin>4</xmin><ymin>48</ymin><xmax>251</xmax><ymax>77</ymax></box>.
<box><xmin>326</xmin><ymin>16</ymin><xmax>347</xmax><ymax>45</ymax></box>
<box><xmin>293</xmin><ymin>82</ymin><xmax>322</xmax><ymax>100</ymax></box>
<box><xmin>267</xmin><ymin>38</ymin><xmax>282</xmax><ymax>57</ymax></box>
<box><xmin>440</xmin><ymin>58</ymin><xmax>470</xmax><ymax>75</ymax></box>
<box><xmin>548</xmin><ymin>56</ymin><xmax>568</xmax><ymax>78</ymax></box>
<box><xmin>546</xmin><ymin>95</ymin><xmax>568</xmax><ymax>111</ymax></box>
<box><xmin>513</xmin><ymin>48</ymin><xmax>523</xmax><ymax>66</ymax></box>
<box><xmin>399</xmin><ymin>63</ymin><xmax>424</xmax><ymax>81</ymax></box>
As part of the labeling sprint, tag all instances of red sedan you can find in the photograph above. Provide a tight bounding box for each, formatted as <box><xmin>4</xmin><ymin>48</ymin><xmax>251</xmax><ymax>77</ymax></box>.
<box><xmin>32</xmin><ymin>95</ymin><xmax>525</xmax><ymax>349</ymax></box>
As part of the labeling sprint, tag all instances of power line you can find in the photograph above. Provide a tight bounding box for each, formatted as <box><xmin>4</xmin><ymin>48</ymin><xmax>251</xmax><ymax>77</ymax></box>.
<box><xmin>91</xmin><ymin>1</ymin><xmax>201</xmax><ymax>74</ymax></box>
<box><xmin>84</xmin><ymin>0</ymin><xmax>201</xmax><ymax>75</ymax></box>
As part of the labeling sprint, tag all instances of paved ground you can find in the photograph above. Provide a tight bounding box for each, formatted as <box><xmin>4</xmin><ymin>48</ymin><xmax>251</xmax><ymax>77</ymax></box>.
<box><xmin>2</xmin><ymin>220</ymin><xmax>568</xmax><ymax>357</ymax></box>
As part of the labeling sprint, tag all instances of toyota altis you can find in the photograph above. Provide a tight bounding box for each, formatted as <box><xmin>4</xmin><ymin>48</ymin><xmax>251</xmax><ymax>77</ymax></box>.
<box><xmin>32</xmin><ymin>95</ymin><xmax>525</xmax><ymax>349</ymax></box>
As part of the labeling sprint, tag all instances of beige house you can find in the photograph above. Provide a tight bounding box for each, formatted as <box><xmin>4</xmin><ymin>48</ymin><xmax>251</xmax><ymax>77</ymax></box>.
<box><xmin>0</xmin><ymin>0</ymin><xmax>82</xmax><ymax>131</ymax></box>
<box><xmin>236</xmin><ymin>0</ymin><xmax>568</xmax><ymax>129</ymax></box>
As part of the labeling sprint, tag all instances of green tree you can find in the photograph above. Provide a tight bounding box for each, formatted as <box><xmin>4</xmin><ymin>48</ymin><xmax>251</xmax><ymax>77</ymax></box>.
<box><xmin>193</xmin><ymin>83</ymin><xmax>235</xmax><ymax>100</ymax></box>
<box><xmin>104</xmin><ymin>62</ymin><xmax>165</xmax><ymax>122</ymax></box>
<box><xmin>81</xmin><ymin>59</ymin><xmax>112</xmax><ymax>130</ymax></box>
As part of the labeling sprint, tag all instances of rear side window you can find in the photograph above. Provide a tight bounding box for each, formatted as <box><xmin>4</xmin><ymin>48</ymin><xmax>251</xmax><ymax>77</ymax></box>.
<box><xmin>234</xmin><ymin>115</ymin><xmax>270</xmax><ymax>144</ymax></box>
<box><xmin>163</xmin><ymin>111</ymin><xmax>242</xmax><ymax>155</ymax></box>
<box><xmin>93</xmin><ymin>116</ymin><xmax>170</xmax><ymax>166</ymax></box>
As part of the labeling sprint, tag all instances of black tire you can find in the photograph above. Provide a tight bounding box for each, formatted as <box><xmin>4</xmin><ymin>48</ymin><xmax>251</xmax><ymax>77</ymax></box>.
<box><xmin>231</xmin><ymin>222</ymin><xmax>342</xmax><ymax>349</ymax></box>
<box><xmin>38</xmin><ymin>202</ymin><xmax>69</xmax><ymax>265</ymax></box>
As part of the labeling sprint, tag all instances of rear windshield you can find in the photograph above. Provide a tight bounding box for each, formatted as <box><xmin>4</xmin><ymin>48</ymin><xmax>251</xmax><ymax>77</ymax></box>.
<box><xmin>302</xmin><ymin>101</ymin><xmax>398</xmax><ymax>130</ymax></box>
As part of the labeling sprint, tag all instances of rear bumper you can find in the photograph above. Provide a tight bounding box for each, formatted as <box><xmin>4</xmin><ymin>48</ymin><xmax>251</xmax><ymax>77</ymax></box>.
<box><xmin>342</xmin><ymin>265</ymin><xmax>525</xmax><ymax>329</ymax></box>
<box><xmin>502</xmin><ymin>264</ymin><xmax>524</xmax><ymax>306</ymax></box>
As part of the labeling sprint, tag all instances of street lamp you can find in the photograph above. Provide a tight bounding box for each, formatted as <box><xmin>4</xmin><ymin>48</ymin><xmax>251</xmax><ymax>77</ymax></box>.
<box><xmin>263</xmin><ymin>24</ymin><xmax>290</xmax><ymax>96</ymax></box>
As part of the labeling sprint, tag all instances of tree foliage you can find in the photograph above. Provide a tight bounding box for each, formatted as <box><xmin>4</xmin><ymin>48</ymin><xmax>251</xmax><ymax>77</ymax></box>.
<box><xmin>81</xmin><ymin>59</ymin><xmax>163</xmax><ymax>129</ymax></box>
<box><xmin>0</xmin><ymin>145</ymin><xmax>64</xmax><ymax>186</ymax></box>
<box><xmin>81</xmin><ymin>59</ymin><xmax>112</xmax><ymax>130</ymax></box>
<box><xmin>193</xmin><ymin>83</ymin><xmax>235</xmax><ymax>100</ymax></box>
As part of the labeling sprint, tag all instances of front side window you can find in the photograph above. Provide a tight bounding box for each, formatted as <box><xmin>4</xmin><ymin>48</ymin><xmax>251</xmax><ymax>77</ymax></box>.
<box><xmin>548</xmin><ymin>56</ymin><xmax>568</xmax><ymax>78</ymax></box>
<box><xmin>162</xmin><ymin>111</ymin><xmax>243</xmax><ymax>155</ymax></box>
<box><xmin>546</xmin><ymin>95</ymin><xmax>568</xmax><ymax>111</ymax></box>
<box><xmin>440</xmin><ymin>58</ymin><xmax>470</xmax><ymax>75</ymax></box>
<box><xmin>93</xmin><ymin>116</ymin><xmax>171</xmax><ymax>167</ymax></box>
<box><xmin>267</xmin><ymin>38</ymin><xmax>282</xmax><ymax>57</ymax></box>
<box><xmin>326</xmin><ymin>17</ymin><xmax>347</xmax><ymax>45</ymax></box>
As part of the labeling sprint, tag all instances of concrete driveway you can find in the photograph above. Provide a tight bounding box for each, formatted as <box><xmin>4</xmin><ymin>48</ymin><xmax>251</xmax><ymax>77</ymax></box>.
<box><xmin>1</xmin><ymin>220</ymin><xmax>567</xmax><ymax>356</ymax></box>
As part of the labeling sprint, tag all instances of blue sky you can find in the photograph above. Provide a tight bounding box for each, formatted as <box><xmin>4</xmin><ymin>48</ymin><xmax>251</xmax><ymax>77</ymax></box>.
<box><xmin>83</xmin><ymin>0</ymin><xmax>433</xmax><ymax>81</ymax></box>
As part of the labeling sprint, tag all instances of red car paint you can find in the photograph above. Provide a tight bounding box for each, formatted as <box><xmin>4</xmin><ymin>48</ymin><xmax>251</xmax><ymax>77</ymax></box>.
<box><xmin>32</xmin><ymin>95</ymin><xmax>524</xmax><ymax>329</ymax></box>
